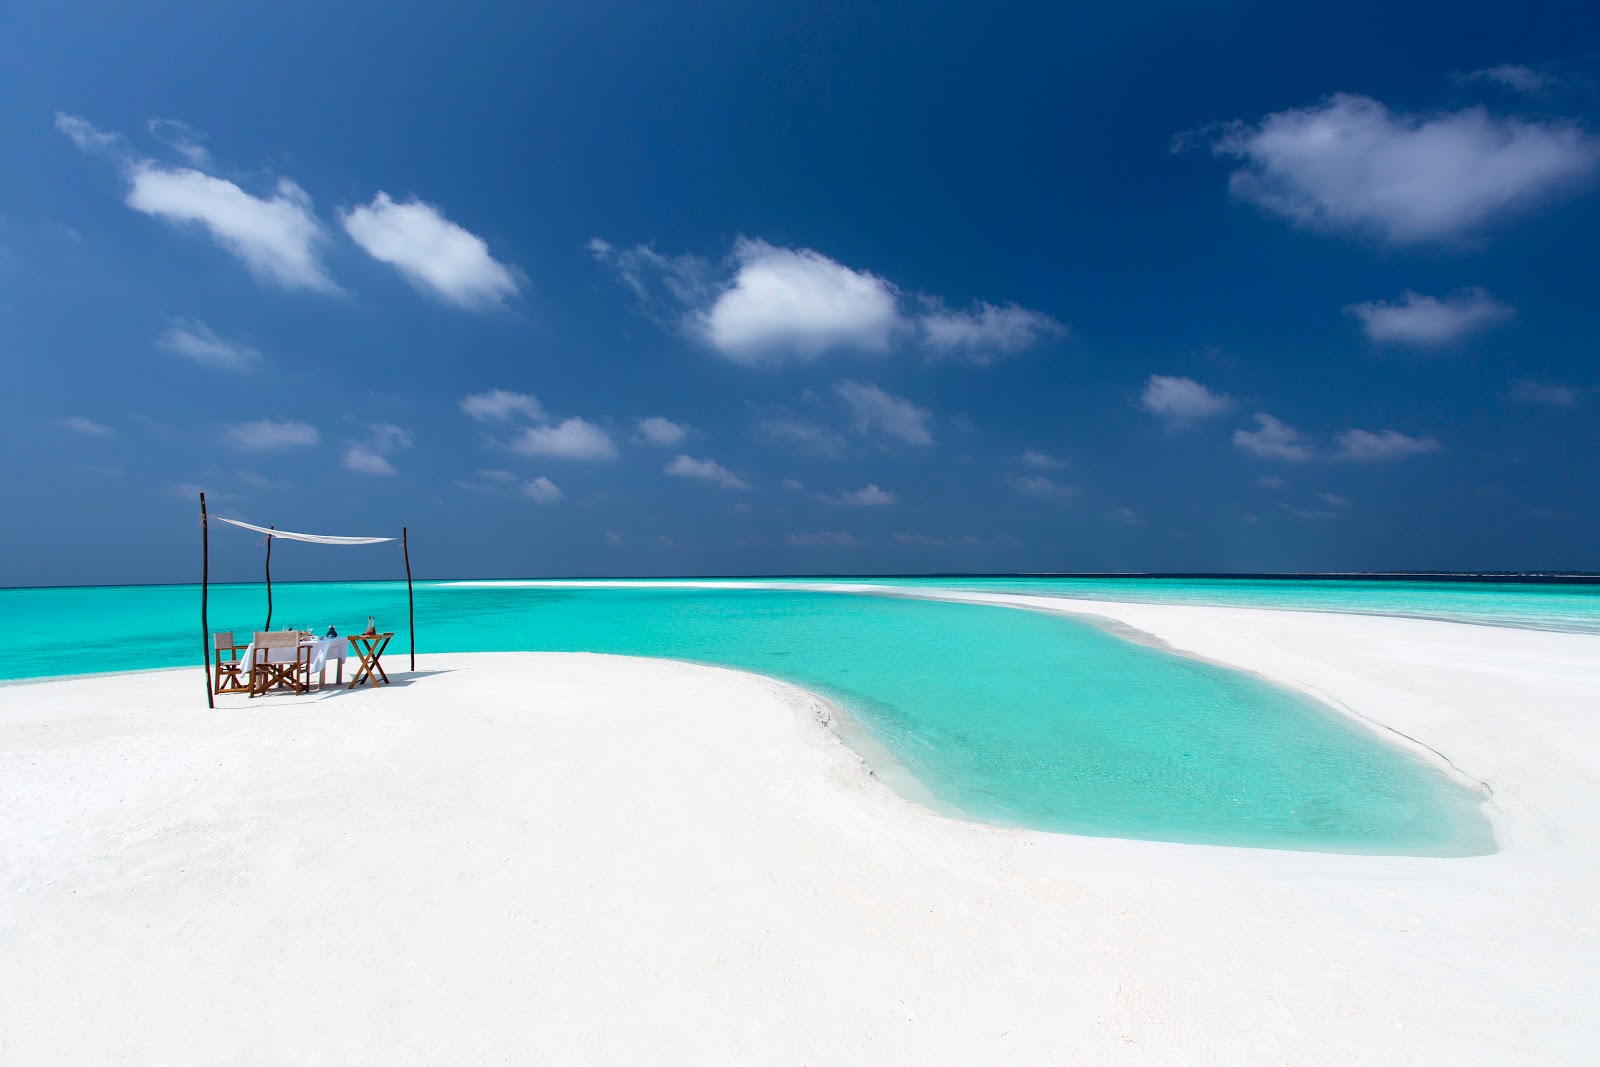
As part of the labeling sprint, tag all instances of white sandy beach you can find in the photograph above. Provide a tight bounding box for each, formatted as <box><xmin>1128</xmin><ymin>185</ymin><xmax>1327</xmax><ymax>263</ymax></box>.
<box><xmin>3</xmin><ymin>597</ymin><xmax>1599</xmax><ymax>1063</ymax></box>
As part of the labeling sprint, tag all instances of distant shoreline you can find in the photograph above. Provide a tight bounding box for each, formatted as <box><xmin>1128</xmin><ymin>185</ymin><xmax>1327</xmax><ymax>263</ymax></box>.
<box><xmin>6</xmin><ymin>569</ymin><xmax>1600</xmax><ymax>592</ymax></box>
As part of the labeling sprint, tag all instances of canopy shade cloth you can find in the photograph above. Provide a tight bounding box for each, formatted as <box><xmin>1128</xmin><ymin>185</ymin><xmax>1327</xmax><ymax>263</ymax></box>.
<box><xmin>214</xmin><ymin>517</ymin><xmax>394</xmax><ymax>545</ymax></box>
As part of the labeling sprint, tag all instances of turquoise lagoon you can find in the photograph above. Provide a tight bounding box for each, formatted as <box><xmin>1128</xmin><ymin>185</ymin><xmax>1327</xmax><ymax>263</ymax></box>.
<box><xmin>5</xmin><ymin>576</ymin><xmax>1577</xmax><ymax>856</ymax></box>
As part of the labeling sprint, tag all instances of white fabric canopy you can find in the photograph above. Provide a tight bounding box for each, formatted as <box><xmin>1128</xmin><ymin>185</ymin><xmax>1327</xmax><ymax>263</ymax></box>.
<box><xmin>215</xmin><ymin>517</ymin><xmax>394</xmax><ymax>545</ymax></box>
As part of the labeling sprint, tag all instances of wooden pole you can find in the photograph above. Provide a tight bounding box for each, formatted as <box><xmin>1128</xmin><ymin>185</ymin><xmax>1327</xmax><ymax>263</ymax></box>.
<box><xmin>201</xmin><ymin>492</ymin><xmax>214</xmax><ymax>710</ymax></box>
<box><xmin>263</xmin><ymin>524</ymin><xmax>274</xmax><ymax>631</ymax></box>
<box><xmin>403</xmin><ymin>526</ymin><xmax>415</xmax><ymax>671</ymax></box>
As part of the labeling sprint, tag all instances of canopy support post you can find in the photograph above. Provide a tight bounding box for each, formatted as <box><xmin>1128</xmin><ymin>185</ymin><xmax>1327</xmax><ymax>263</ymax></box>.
<box><xmin>403</xmin><ymin>526</ymin><xmax>415</xmax><ymax>671</ymax></box>
<box><xmin>201</xmin><ymin>492</ymin><xmax>214</xmax><ymax>710</ymax></box>
<box><xmin>264</xmin><ymin>524</ymin><xmax>274</xmax><ymax>631</ymax></box>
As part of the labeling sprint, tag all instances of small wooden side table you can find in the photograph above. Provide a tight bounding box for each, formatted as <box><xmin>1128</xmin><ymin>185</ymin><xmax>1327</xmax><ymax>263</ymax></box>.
<box><xmin>347</xmin><ymin>632</ymin><xmax>394</xmax><ymax>689</ymax></box>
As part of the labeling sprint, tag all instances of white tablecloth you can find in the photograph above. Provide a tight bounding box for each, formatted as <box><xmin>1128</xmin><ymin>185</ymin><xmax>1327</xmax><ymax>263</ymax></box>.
<box><xmin>239</xmin><ymin>636</ymin><xmax>347</xmax><ymax>674</ymax></box>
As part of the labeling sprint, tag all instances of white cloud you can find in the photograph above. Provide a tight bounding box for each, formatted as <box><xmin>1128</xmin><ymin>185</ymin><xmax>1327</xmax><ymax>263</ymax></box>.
<box><xmin>664</xmin><ymin>454</ymin><xmax>749</xmax><ymax>490</ymax></box>
<box><xmin>696</xmin><ymin>238</ymin><xmax>903</xmax><ymax>362</ymax></box>
<box><xmin>343</xmin><ymin>446</ymin><xmax>397</xmax><ymax>476</ymax></box>
<box><xmin>1509</xmin><ymin>380</ymin><xmax>1577</xmax><ymax>407</ymax></box>
<box><xmin>1139</xmin><ymin>375</ymin><xmax>1232</xmax><ymax>423</ymax></box>
<box><xmin>636</xmin><ymin>416</ymin><xmax>691</xmax><ymax>447</ymax></box>
<box><xmin>757</xmin><ymin>416</ymin><xmax>848</xmax><ymax>458</ymax></box>
<box><xmin>836</xmin><ymin>380</ymin><xmax>934</xmax><ymax>447</ymax></box>
<box><xmin>1280</xmin><ymin>493</ymin><xmax>1350</xmax><ymax>520</ymax></box>
<box><xmin>342</xmin><ymin>422</ymin><xmax>411</xmax><ymax>476</ymax></box>
<box><xmin>1333</xmin><ymin>428</ymin><xmax>1443</xmax><ymax>462</ymax></box>
<box><xmin>1256</xmin><ymin>475</ymin><xmax>1290</xmax><ymax>489</ymax></box>
<box><xmin>58</xmin><ymin>113</ymin><xmax>337</xmax><ymax>291</ymax></box>
<box><xmin>156</xmin><ymin>318</ymin><xmax>262</xmax><ymax>371</ymax></box>
<box><xmin>597</xmin><ymin>235</ymin><xmax>1057</xmax><ymax>364</ymax></box>
<box><xmin>1346</xmin><ymin>288</ymin><xmax>1513</xmax><ymax>346</ymax></box>
<box><xmin>787</xmin><ymin>530</ymin><xmax>857</xmax><ymax>547</ymax></box>
<box><xmin>511</xmin><ymin>417</ymin><xmax>618</xmax><ymax>461</ymax></box>
<box><xmin>1193</xmin><ymin>93</ymin><xmax>1599</xmax><ymax>243</ymax></box>
<box><xmin>54</xmin><ymin>113</ymin><xmax>123</xmax><ymax>154</ymax></box>
<box><xmin>918</xmin><ymin>302</ymin><xmax>1064</xmax><ymax>364</ymax></box>
<box><xmin>522</xmin><ymin>476</ymin><xmax>565</xmax><ymax>503</ymax></box>
<box><xmin>478</xmin><ymin>468</ymin><xmax>519</xmax><ymax>483</ymax></box>
<box><xmin>341</xmin><ymin>193</ymin><xmax>518</xmax><ymax>309</ymax></box>
<box><xmin>128</xmin><ymin>165</ymin><xmax>335</xmax><ymax>291</ymax></box>
<box><xmin>461</xmin><ymin>389</ymin><xmax>545</xmax><ymax>422</ymax></box>
<box><xmin>1008</xmin><ymin>474</ymin><xmax>1079</xmax><ymax>502</ymax></box>
<box><xmin>587</xmin><ymin>239</ymin><xmax>710</xmax><ymax>306</ymax></box>
<box><xmin>1106</xmin><ymin>506</ymin><xmax>1147</xmax><ymax>526</ymax></box>
<box><xmin>146</xmin><ymin>118</ymin><xmax>211</xmax><ymax>166</ymax></box>
<box><xmin>226</xmin><ymin>419</ymin><xmax>320</xmax><ymax>450</ymax></box>
<box><xmin>893</xmin><ymin>533</ymin><xmax>985</xmax><ymax>547</ymax></box>
<box><xmin>605</xmin><ymin>530</ymin><xmax>623</xmax><ymax>546</ymax></box>
<box><xmin>62</xmin><ymin>415</ymin><xmax>116</xmax><ymax>437</ymax></box>
<box><xmin>837</xmin><ymin>484</ymin><xmax>898</xmax><ymax>506</ymax></box>
<box><xmin>1233</xmin><ymin>414</ymin><xmax>1313</xmax><ymax>462</ymax></box>
<box><xmin>1459</xmin><ymin>64</ymin><xmax>1550</xmax><ymax>94</ymax></box>
<box><xmin>366</xmin><ymin>422</ymin><xmax>412</xmax><ymax>450</ymax></box>
<box><xmin>1019</xmin><ymin>449</ymin><xmax>1066</xmax><ymax>469</ymax></box>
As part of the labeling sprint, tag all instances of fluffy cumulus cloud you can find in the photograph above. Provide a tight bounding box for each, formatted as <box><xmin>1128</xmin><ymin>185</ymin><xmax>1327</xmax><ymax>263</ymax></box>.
<box><xmin>1233</xmin><ymin>414</ymin><xmax>1313</xmax><ymax>462</ymax></box>
<box><xmin>340</xmin><ymin>193</ymin><xmax>518</xmax><ymax>309</ymax></box>
<box><xmin>1139</xmin><ymin>375</ymin><xmax>1232</xmax><ymax>424</ymax></box>
<box><xmin>695</xmin><ymin>239</ymin><xmax>903</xmax><ymax>362</ymax></box>
<box><xmin>1333</xmin><ymin>428</ymin><xmax>1443</xmax><ymax>462</ymax></box>
<box><xmin>343</xmin><ymin>446</ymin><xmax>396</xmax><ymax>476</ymax></box>
<box><xmin>664</xmin><ymin>454</ymin><xmax>749</xmax><ymax>489</ymax></box>
<box><xmin>594</xmin><ymin>235</ymin><xmax>1060</xmax><ymax>365</ymax></box>
<box><xmin>636</xmin><ymin>416</ymin><xmax>691</xmax><ymax>447</ymax></box>
<box><xmin>1007</xmin><ymin>474</ymin><xmax>1079</xmax><ymax>502</ymax></box>
<box><xmin>917</xmin><ymin>302</ymin><xmax>1065</xmax><ymax>365</ymax></box>
<box><xmin>511</xmin><ymin>418</ymin><xmax>619</xmax><ymax>461</ymax></box>
<box><xmin>836</xmin><ymin>380</ymin><xmax>934</xmax><ymax>447</ymax></box>
<box><xmin>57</xmin><ymin>113</ymin><xmax>337</xmax><ymax>291</ymax></box>
<box><xmin>522</xmin><ymin>476</ymin><xmax>564</xmax><ymax>503</ymax></box>
<box><xmin>1346</xmin><ymin>288</ymin><xmax>1513</xmax><ymax>346</ymax></box>
<box><xmin>156</xmin><ymin>318</ymin><xmax>262</xmax><ymax>371</ymax></box>
<box><xmin>226</xmin><ymin>419</ymin><xmax>320</xmax><ymax>450</ymax></box>
<box><xmin>130</xmin><ymin>166</ymin><xmax>334</xmax><ymax>290</ymax></box>
<box><xmin>1191</xmin><ymin>93</ymin><xmax>1599</xmax><ymax>243</ymax></box>
<box><xmin>461</xmin><ymin>389</ymin><xmax>546</xmax><ymax>422</ymax></box>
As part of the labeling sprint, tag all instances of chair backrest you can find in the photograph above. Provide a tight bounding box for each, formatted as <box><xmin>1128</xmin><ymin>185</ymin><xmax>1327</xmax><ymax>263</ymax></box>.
<box><xmin>214</xmin><ymin>631</ymin><xmax>235</xmax><ymax>650</ymax></box>
<box><xmin>256</xmin><ymin>630</ymin><xmax>300</xmax><ymax>649</ymax></box>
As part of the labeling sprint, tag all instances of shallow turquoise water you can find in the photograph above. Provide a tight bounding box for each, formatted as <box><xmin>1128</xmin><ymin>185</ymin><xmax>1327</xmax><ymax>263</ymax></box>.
<box><xmin>0</xmin><ymin>578</ymin><xmax>1501</xmax><ymax>855</ymax></box>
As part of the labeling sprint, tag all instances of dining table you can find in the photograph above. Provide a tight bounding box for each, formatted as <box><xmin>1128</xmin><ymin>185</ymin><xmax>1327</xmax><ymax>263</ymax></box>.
<box><xmin>238</xmin><ymin>634</ymin><xmax>349</xmax><ymax>689</ymax></box>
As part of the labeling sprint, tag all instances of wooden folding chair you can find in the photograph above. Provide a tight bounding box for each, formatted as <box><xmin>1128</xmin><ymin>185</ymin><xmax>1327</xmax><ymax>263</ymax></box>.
<box><xmin>249</xmin><ymin>630</ymin><xmax>311</xmax><ymax>697</ymax></box>
<box><xmin>213</xmin><ymin>631</ymin><xmax>249</xmax><ymax>694</ymax></box>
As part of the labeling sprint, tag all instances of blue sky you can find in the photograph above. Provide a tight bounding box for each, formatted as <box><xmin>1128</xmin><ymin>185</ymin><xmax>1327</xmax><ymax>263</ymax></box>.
<box><xmin>3</xmin><ymin>0</ymin><xmax>1597</xmax><ymax>585</ymax></box>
